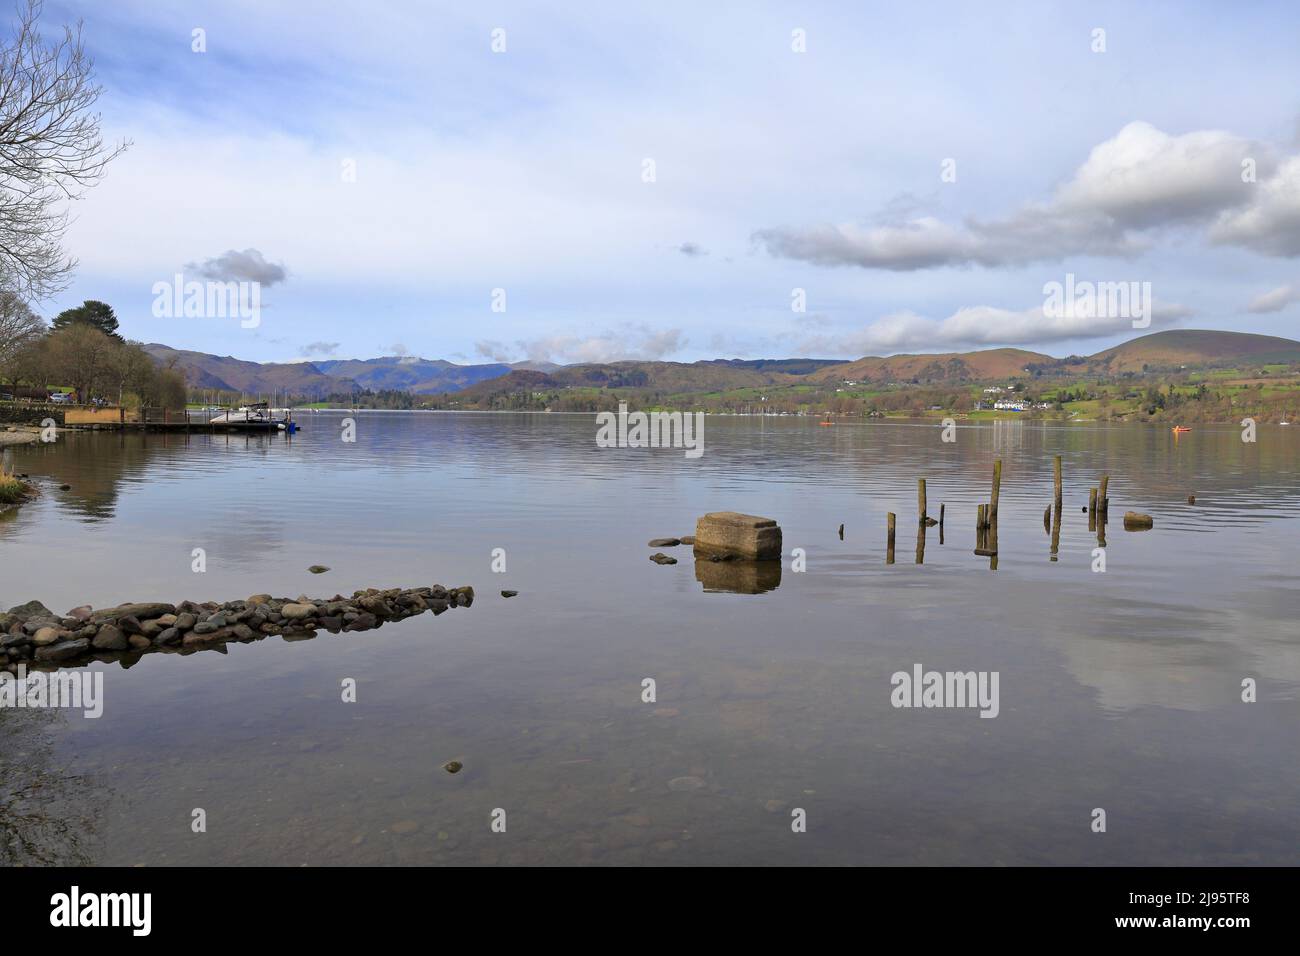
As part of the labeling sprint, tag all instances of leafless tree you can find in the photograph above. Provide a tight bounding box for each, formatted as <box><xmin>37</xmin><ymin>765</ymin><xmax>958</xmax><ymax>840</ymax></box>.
<box><xmin>0</xmin><ymin>0</ymin><xmax>127</xmax><ymax>299</ymax></box>
<box><xmin>0</xmin><ymin>285</ymin><xmax>42</xmax><ymax>372</ymax></box>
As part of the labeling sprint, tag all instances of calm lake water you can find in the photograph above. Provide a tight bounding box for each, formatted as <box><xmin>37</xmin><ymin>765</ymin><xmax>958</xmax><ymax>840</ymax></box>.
<box><xmin>3</xmin><ymin>412</ymin><xmax>1299</xmax><ymax>865</ymax></box>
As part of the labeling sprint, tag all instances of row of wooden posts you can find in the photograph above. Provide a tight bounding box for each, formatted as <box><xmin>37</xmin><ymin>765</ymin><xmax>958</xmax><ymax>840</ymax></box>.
<box><xmin>885</xmin><ymin>457</ymin><xmax>1112</xmax><ymax>568</ymax></box>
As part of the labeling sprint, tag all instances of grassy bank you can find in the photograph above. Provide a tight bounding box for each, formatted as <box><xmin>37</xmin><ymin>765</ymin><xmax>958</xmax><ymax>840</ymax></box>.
<box><xmin>0</xmin><ymin>471</ymin><xmax>32</xmax><ymax>507</ymax></box>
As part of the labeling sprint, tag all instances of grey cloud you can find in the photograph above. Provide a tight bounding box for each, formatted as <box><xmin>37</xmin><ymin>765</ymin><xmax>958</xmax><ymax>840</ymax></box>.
<box><xmin>678</xmin><ymin>242</ymin><xmax>708</xmax><ymax>257</ymax></box>
<box><xmin>188</xmin><ymin>248</ymin><xmax>289</xmax><ymax>286</ymax></box>
<box><xmin>298</xmin><ymin>341</ymin><xmax>339</xmax><ymax>356</ymax></box>
<box><xmin>519</xmin><ymin>326</ymin><xmax>687</xmax><ymax>365</ymax></box>
<box><xmin>474</xmin><ymin>340</ymin><xmax>513</xmax><ymax>363</ymax></box>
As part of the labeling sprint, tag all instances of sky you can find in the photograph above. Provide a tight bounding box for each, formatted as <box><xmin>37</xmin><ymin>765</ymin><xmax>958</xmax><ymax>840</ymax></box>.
<box><xmin>33</xmin><ymin>0</ymin><xmax>1300</xmax><ymax>365</ymax></box>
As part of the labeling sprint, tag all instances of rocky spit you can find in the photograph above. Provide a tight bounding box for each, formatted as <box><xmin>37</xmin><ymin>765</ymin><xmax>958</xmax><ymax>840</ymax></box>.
<box><xmin>0</xmin><ymin>585</ymin><xmax>474</xmax><ymax>673</ymax></box>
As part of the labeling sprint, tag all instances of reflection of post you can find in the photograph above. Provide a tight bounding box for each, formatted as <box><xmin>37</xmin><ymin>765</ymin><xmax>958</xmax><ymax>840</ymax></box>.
<box><xmin>1096</xmin><ymin>504</ymin><xmax>1107</xmax><ymax>548</ymax></box>
<box><xmin>886</xmin><ymin>512</ymin><xmax>895</xmax><ymax>565</ymax></box>
<box><xmin>938</xmin><ymin>503</ymin><xmax>945</xmax><ymax>545</ymax></box>
<box><xmin>990</xmin><ymin>460</ymin><xmax>1001</xmax><ymax>524</ymax></box>
<box><xmin>986</xmin><ymin>458</ymin><xmax>1001</xmax><ymax>570</ymax></box>
<box><xmin>918</xmin><ymin>479</ymin><xmax>927</xmax><ymax>526</ymax></box>
<box><xmin>915</xmin><ymin>522</ymin><xmax>926</xmax><ymax>564</ymax></box>
<box><xmin>1050</xmin><ymin>501</ymin><xmax>1062</xmax><ymax>562</ymax></box>
<box><xmin>1043</xmin><ymin>506</ymin><xmax>1051</xmax><ymax>534</ymax></box>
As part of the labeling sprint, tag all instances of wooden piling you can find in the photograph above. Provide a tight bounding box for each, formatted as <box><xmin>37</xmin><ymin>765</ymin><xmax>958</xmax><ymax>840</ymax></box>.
<box><xmin>939</xmin><ymin>503</ymin><xmax>945</xmax><ymax>527</ymax></box>
<box><xmin>886</xmin><ymin>512</ymin><xmax>895</xmax><ymax>564</ymax></box>
<box><xmin>918</xmin><ymin>478</ymin><xmax>927</xmax><ymax>525</ymax></box>
<box><xmin>1053</xmin><ymin>455</ymin><xmax>1062</xmax><ymax>511</ymax></box>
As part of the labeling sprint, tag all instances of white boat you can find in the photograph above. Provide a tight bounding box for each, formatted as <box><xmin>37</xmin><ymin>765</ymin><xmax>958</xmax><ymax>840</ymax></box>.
<box><xmin>208</xmin><ymin>403</ymin><xmax>298</xmax><ymax>431</ymax></box>
<box><xmin>209</xmin><ymin>404</ymin><xmax>275</xmax><ymax>424</ymax></box>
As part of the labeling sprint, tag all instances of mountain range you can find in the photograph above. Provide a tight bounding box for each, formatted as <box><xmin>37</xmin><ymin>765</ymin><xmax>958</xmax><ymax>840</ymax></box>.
<box><xmin>145</xmin><ymin>331</ymin><xmax>1300</xmax><ymax>399</ymax></box>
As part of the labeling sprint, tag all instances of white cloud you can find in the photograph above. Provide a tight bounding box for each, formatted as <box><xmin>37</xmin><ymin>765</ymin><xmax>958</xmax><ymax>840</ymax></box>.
<box><xmin>756</xmin><ymin>122</ymin><xmax>1279</xmax><ymax>271</ymax></box>
<box><xmin>800</xmin><ymin>299</ymin><xmax>1192</xmax><ymax>356</ymax></box>
<box><xmin>1246</xmin><ymin>283</ymin><xmax>1300</xmax><ymax>313</ymax></box>
<box><xmin>1210</xmin><ymin>156</ymin><xmax>1300</xmax><ymax>256</ymax></box>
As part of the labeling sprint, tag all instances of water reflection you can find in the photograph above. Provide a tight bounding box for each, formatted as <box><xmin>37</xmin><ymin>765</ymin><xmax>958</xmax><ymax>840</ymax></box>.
<box><xmin>2</xmin><ymin>414</ymin><xmax>1299</xmax><ymax>864</ymax></box>
<box><xmin>694</xmin><ymin>557</ymin><xmax>781</xmax><ymax>594</ymax></box>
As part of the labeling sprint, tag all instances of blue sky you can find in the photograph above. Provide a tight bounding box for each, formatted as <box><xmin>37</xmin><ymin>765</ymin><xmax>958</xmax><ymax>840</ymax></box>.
<box><xmin>36</xmin><ymin>0</ymin><xmax>1300</xmax><ymax>364</ymax></box>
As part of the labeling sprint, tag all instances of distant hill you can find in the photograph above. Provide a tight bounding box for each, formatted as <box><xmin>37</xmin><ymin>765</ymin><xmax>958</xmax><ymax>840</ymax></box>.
<box><xmin>313</xmin><ymin>356</ymin><xmax>518</xmax><ymax>393</ymax></box>
<box><xmin>1087</xmin><ymin>330</ymin><xmax>1300</xmax><ymax>373</ymax></box>
<box><xmin>453</xmin><ymin>358</ymin><xmax>832</xmax><ymax>400</ymax></box>
<box><xmin>144</xmin><ymin>345</ymin><xmax>354</xmax><ymax>397</ymax></box>
<box><xmin>145</xmin><ymin>330</ymin><xmax>1300</xmax><ymax>402</ymax></box>
<box><xmin>806</xmin><ymin>348</ymin><xmax>1053</xmax><ymax>386</ymax></box>
<box><xmin>145</xmin><ymin>345</ymin><xmax>547</xmax><ymax>397</ymax></box>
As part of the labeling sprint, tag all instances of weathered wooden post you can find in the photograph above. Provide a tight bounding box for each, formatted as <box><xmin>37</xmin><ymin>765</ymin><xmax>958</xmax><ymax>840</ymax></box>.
<box><xmin>1099</xmin><ymin>474</ymin><xmax>1109</xmax><ymax>516</ymax></box>
<box><xmin>918</xmin><ymin>478</ymin><xmax>927</xmax><ymax>526</ymax></box>
<box><xmin>939</xmin><ymin>503</ymin><xmax>945</xmax><ymax>528</ymax></box>
<box><xmin>1088</xmin><ymin>487</ymin><xmax>1098</xmax><ymax>531</ymax></box>
<box><xmin>886</xmin><ymin>512</ymin><xmax>896</xmax><ymax>564</ymax></box>
<box><xmin>1043</xmin><ymin>506</ymin><xmax>1051</xmax><ymax>533</ymax></box>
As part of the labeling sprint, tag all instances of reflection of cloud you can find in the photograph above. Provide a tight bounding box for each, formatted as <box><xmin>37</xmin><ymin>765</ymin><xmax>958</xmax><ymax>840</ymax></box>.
<box><xmin>1048</xmin><ymin>601</ymin><xmax>1300</xmax><ymax>714</ymax></box>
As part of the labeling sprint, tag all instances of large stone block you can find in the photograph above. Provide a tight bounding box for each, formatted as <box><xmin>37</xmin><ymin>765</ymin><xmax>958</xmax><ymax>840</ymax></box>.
<box><xmin>692</xmin><ymin>512</ymin><xmax>782</xmax><ymax>561</ymax></box>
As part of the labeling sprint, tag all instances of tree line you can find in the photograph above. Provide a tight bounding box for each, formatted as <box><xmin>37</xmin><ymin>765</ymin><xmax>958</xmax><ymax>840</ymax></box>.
<box><xmin>0</xmin><ymin>295</ymin><xmax>185</xmax><ymax>408</ymax></box>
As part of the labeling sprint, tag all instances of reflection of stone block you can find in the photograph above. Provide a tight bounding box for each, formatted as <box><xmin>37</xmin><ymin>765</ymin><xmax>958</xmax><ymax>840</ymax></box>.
<box><xmin>694</xmin><ymin>558</ymin><xmax>782</xmax><ymax>594</ymax></box>
<box><xmin>693</xmin><ymin>512</ymin><xmax>782</xmax><ymax>560</ymax></box>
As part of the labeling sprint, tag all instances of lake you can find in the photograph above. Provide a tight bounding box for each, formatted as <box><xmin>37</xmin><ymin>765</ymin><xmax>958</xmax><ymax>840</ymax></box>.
<box><xmin>2</xmin><ymin>412</ymin><xmax>1298</xmax><ymax>865</ymax></box>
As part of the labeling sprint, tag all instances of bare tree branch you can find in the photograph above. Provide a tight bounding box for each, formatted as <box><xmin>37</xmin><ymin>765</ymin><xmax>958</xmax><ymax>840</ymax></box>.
<box><xmin>0</xmin><ymin>0</ymin><xmax>128</xmax><ymax>299</ymax></box>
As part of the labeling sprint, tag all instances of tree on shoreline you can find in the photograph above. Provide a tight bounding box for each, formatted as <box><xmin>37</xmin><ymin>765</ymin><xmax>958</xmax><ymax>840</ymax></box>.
<box><xmin>0</xmin><ymin>287</ymin><xmax>43</xmax><ymax>381</ymax></box>
<box><xmin>51</xmin><ymin>298</ymin><xmax>120</xmax><ymax>339</ymax></box>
